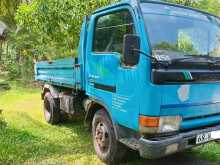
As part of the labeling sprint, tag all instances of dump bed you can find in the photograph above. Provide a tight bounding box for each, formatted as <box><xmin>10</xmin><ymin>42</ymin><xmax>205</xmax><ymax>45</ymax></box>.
<box><xmin>35</xmin><ymin>58</ymin><xmax>81</xmax><ymax>89</ymax></box>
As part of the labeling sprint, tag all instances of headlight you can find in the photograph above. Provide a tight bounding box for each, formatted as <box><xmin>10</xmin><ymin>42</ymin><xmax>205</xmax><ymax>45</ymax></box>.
<box><xmin>139</xmin><ymin>116</ymin><xmax>182</xmax><ymax>134</ymax></box>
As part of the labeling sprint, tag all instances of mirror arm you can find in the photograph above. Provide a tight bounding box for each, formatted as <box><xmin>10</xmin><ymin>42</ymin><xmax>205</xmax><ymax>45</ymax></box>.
<box><xmin>132</xmin><ymin>48</ymin><xmax>157</xmax><ymax>62</ymax></box>
<box><xmin>132</xmin><ymin>49</ymin><xmax>169</xmax><ymax>68</ymax></box>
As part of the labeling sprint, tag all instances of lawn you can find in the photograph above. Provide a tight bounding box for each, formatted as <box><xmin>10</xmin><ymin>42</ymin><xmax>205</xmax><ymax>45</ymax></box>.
<box><xmin>0</xmin><ymin>81</ymin><xmax>220</xmax><ymax>165</ymax></box>
<box><xmin>0</xmin><ymin>82</ymin><xmax>102</xmax><ymax>165</ymax></box>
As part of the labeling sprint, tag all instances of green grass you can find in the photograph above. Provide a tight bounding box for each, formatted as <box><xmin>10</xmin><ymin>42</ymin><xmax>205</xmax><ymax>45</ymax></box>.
<box><xmin>0</xmin><ymin>83</ymin><xmax>101</xmax><ymax>165</ymax></box>
<box><xmin>0</xmin><ymin>81</ymin><xmax>220</xmax><ymax>165</ymax></box>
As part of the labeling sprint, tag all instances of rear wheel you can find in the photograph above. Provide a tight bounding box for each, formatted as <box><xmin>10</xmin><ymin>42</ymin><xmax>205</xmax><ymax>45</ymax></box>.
<box><xmin>43</xmin><ymin>92</ymin><xmax>60</xmax><ymax>124</ymax></box>
<box><xmin>92</xmin><ymin>109</ymin><xmax>127</xmax><ymax>164</ymax></box>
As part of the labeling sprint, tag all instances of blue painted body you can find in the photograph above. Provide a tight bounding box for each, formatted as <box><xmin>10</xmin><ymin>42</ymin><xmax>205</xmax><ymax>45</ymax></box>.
<box><xmin>35</xmin><ymin>0</ymin><xmax>220</xmax><ymax>132</ymax></box>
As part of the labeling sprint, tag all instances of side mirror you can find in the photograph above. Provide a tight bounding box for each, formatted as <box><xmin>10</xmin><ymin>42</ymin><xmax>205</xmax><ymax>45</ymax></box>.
<box><xmin>122</xmin><ymin>34</ymin><xmax>140</xmax><ymax>66</ymax></box>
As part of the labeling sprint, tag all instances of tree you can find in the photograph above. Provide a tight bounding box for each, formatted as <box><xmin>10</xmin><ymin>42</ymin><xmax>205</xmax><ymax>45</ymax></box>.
<box><xmin>0</xmin><ymin>0</ymin><xmax>30</xmax><ymax>79</ymax></box>
<box><xmin>164</xmin><ymin>0</ymin><xmax>198</xmax><ymax>7</ymax></box>
<box><xmin>165</xmin><ymin>0</ymin><xmax>220</xmax><ymax>16</ymax></box>
<box><xmin>16</xmin><ymin>0</ymin><xmax>119</xmax><ymax>59</ymax></box>
<box><xmin>196</xmin><ymin>0</ymin><xmax>220</xmax><ymax>16</ymax></box>
<box><xmin>0</xmin><ymin>0</ymin><xmax>23</xmax><ymax>30</ymax></box>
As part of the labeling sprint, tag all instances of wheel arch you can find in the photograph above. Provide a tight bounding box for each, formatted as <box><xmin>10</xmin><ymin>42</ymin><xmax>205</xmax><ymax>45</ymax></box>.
<box><xmin>84</xmin><ymin>97</ymin><xmax>118</xmax><ymax>135</ymax></box>
<box><xmin>41</xmin><ymin>84</ymin><xmax>59</xmax><ymax>100</ymax></box>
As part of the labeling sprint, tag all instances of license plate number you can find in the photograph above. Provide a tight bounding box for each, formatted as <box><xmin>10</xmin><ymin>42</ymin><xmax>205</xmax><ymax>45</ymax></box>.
<box><xmin>196</xmin><ymin>132</ymin><xmax>211</xmax><ymax>144</ymax></box>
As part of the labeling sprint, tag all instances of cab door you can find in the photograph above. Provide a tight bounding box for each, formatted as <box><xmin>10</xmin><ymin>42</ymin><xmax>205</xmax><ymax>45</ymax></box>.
<box><xmin>85</xmin><ymin>7</ymin><xmax>140</xmax><ymax>130</ymax></box>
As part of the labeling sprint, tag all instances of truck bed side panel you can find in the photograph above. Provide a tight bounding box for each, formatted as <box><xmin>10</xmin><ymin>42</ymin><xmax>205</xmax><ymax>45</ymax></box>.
<box><xmin>35</xmin><ymin>58</ymin><xmax>80</xmax><ymax>89</ymax></box>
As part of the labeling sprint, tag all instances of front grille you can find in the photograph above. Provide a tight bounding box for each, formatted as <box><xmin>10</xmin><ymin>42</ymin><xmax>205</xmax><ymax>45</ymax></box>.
<box><xmin>183</xmin><ymin>112</ymin><xmax>220</xmax><ymax>121</ymax></box>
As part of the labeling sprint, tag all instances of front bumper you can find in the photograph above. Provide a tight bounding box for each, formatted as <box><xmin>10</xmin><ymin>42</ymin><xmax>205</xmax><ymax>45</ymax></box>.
<box><xmin>139</xmin><ymin>124</ymin><xmax>220</xmax><ymax>159</ymax></box>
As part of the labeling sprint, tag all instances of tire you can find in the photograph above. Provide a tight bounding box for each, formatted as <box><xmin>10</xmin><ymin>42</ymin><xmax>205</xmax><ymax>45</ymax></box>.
<box><xmin>43</xmin><ymin>92</ymin><xmax>60</xmax><ymax>124</ymax></box>
<box><xmin>92</xmin><ymin>109</ymin><xmax>127</xmax><ymax>164</ymax></box>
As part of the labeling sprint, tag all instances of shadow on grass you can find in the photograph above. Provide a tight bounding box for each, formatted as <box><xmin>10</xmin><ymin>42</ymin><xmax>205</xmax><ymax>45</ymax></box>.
<box><xmin>118</xmin><ymin>150</ymin><xmax>217</xmax><ymax>165</ymax></box>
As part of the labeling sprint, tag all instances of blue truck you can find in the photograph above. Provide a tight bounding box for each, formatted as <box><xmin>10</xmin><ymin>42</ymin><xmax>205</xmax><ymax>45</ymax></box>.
<box><xmin>35</xmin><ymin>0</ymin><xmax>220</xmax><ymax>163</ymax></box>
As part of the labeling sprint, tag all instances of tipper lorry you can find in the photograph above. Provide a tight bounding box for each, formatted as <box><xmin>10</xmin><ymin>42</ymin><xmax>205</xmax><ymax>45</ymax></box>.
<box><xmin>35</xmin><ymin>0</ymin><xmax>220</xmax><ymax>163</ymax></box>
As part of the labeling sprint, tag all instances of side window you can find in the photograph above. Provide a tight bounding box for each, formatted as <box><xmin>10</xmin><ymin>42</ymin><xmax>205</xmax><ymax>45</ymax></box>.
<box><xmin>93</xmin><ymin>10</ymin><xmax>135</xmax><ymax>54</ymax></box>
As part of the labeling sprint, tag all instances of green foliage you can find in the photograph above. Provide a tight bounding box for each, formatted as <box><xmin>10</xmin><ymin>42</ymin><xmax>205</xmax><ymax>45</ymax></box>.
<box><xmin>16</xmin><ymin>0</ymin><xmax>119</xmax><ymax>59</ymax></box>
<box><xmin>165</xmin><ymin>0</ymin><xmax>220</xmax><ymax>16</ymax></box>
<box><xmin>0</xmin><ymin>0</ymin><xmax>22</xmax><ymax>29</ymax></box>
<box><xmin>5</xmin><ymin>60</ymin><xmax>19</xmax><ymax>79</ymax></box>
<box><xmin>178</xmin><ymin>32</ymin><xmax>197</xmax><ymax>54</ymax></box>
<box><xmin>0</xmin><ymin>0</ymin><xmax>24</xmax><ymax>79</ymax></box>
<box><xmin>1</xmin><ymin>0</ymin><xmax>119</xmax><ymax>79</ymax></box>
<box><xmin>196</xmin><ymin>0</ymin><xmax>220</xmax><ymax>16</ymax></box>
<box><xmin>164</xmin><ymin>0</ymin><xmax>198</xmax><ymax>7</ymax></box>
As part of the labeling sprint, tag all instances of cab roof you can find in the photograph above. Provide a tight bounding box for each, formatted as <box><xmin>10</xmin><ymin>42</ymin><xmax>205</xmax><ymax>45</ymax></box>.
<box><xmin>93</xmin><ymin>0</ymin><xmax>130</xmax><ymax>14</ymax></box>
<box><xmin>93</xmin><ymin>0</ymin><xmax>220</xmax><ymax>19</ymax></box>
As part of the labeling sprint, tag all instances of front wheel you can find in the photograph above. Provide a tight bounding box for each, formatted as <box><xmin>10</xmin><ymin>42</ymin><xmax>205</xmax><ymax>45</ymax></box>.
<box><xmin>92</xmin><ymin>109</ymin><xmax>127</xmax><ymax>164</ymax></box>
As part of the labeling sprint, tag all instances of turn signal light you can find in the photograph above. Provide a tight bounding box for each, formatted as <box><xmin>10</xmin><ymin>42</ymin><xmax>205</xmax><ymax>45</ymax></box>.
<box><xmin>139</xmin><ymin>116</ymin><xmax>160</xmax><ymax>127</ymax></box>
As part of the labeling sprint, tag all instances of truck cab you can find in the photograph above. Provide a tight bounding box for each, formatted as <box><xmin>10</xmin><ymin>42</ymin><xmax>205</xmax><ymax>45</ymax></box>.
<box><xmin>35</xmin><ymin>0</ymin><xmax>220</xmax><ymax>163</ymax></box>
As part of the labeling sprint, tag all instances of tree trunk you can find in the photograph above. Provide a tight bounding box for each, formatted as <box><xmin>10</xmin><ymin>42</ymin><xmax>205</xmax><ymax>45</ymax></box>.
<box><xmin>0</xmin><ymin>41</ymin><xmax>2</xmax><ymax>61</ymax></box>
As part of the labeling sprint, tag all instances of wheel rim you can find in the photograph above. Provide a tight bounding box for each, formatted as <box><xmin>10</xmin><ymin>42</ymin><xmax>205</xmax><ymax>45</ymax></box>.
<box><xmin>95</xmin><ymin>122</ymin><xmax>110</xmax><ymax>153</ymax></box>
<box><xmin>44</xmin><ymin>98</ymin><xmax>51</xmax><ymax>120</ymax></box>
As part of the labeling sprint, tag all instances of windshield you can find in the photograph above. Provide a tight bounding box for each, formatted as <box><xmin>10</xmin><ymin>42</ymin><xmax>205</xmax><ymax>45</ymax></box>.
<box><xmin>141</xmin><ymin>3</ymin><xmax>220</xmax><ymax>59</ymax></box>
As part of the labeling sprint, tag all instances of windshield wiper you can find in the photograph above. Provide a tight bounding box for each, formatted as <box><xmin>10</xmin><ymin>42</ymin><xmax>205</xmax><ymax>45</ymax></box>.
<box><xmin>168</xmin><ymin>55</ymin><xmax>220</xmax><ymax>69</ymax></box>
<box><xmin>207</xmin><ymin>59</ymin><xmax>220</xmax><ymax>67</ymax></box>
<box><xmin>168</xmin><ymin>57</ymin><xmax>192</xmax><ymax>64</ymax></box>
<box><xmin>168</xmin><ymin>55</ymin><xmax>213</xmax><ymax>65</ymax></box>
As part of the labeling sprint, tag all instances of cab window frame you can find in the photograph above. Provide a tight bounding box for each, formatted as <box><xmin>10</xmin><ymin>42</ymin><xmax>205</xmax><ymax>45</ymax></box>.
<box><xmin>92</xmin><ymin>8</ymin><xmax>136</xmax><ymax>55</ymax></box>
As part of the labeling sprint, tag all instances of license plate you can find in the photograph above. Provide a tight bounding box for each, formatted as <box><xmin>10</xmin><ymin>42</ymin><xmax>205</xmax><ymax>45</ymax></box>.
<box><xmin>196</xmin><ymin>130</ymin><xmax>220</xmax><ymax>144</ymax></box>
<box><xmin>196</xmin><ymin>132</ymin><xmax>211</xmax><ymax>144</ymax></box>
